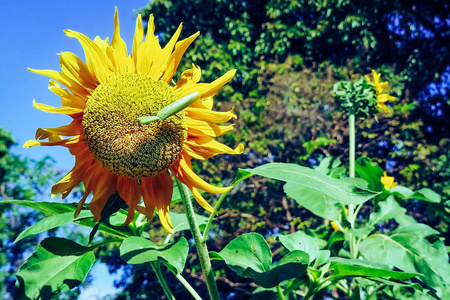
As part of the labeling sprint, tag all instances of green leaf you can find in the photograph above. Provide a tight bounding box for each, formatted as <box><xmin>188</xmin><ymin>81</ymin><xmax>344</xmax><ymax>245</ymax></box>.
<box><xmin>278</xmin><ymin>231</ymin><xmax>320</xmax><ymax>263</ymax></box>
<box><xmin>253</xmin><ymin>250</ymin><xmax>309</xmax><ymax>288</ymax></box>
<box><xmin>347</xmin><ymin>226</ymin><xmax>374</xmax><ymax>238</ymax></box>
<box><xmin>359</xmin><ymin>224</ymin><xmax>450</xmax><ymax>289</ymax></box>
<box><xmin>169</xmin><ymin>212</ymin><xmax>209</xmax><ymax>233</ymax></box>
<box><xmin>15</xmin><ymin>210</ymin><xmax>92</xmax><ymax>243</ymax></box>
<box><xmin>333</xmin><ymin>263</ymin><xmax>419</xmax><ymax>280</ymax></box>
<box><xmin>355</xmin><ymin>157</ymin><xmax>384</xmax><ymax>192</ymax></box>
<box><xmin>356</xmin><ymin>277</ymin><xmax>426</xmax><ymax>297</ymax></box>
<box><xmin>245</xmin><ymin>163</ymin><xmax>379</xmax><ymax>205</ymax></box>
<box><xmin>390</xmin><ymin>186</ymin><xmax>414</xmax><ymax>199</ymax></box>
<box><xmin>369</xmin><ymin>195</ymin><xmax>406</xmax><ymax>225</ymax></box>
<box><xmin>0</xmin><ymin>200</ymin><xmax>78</xmax><ymax>216</ymax></box>
<box><xmin>15</xmin><ymin>237</ymin><xmax>95</xmax><ymax>300</ymax></box>
<box><xmin>314</xmin><ymin>156</ymin><xmax>342</xmax><ymax>175</ymax></box>
<box><xmin>120</xmin><ymin>236</ymin><xmax>188</xmax><ymax>274</ymax></box>
<box><xmin>390</xmin><ymin>186</ymin><xmax>442</xmax><ymax>203</ymax></box>
<box><xmin>412</xmin><ymin>188</ymin><xmax>441</xmax><ymax>203</ymax></box>
<box><xmin>215</xmin><ymin>233</ymin><xmax>272</xmax><ymax>277</ymax></box>
<box><xmin>394</xmin><ymin>212</ymin><xmax>417</xmax><ymax>226</ymax></box>
<box><xmin>284</xmin><ymin>182</ymin><xmax>342</xmax><ymax>220</ymax></box>
<box><xmin>215</xmin><ymin>233</ymin><xmax>309</xmax><ymax>288</ymax></box>
<box><xmin>313</xmin><ymin>250</ymin><xmax>331</xmax><ymax>269</ymax></box>
<box><xmin>2</xmin><ymin>200</ymin><xmax>133</xmax><ymax>239</ymax></box>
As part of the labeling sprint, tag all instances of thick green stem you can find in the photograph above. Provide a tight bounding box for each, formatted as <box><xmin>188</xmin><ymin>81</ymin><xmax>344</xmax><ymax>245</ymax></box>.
<box><xmin>349</xmin><ymin>110</ymin><xmax>356</xmax><ymax>179</ymax></box>
<box><xmin>151</xmin><ymin>261</ymin><xmax>175</xmax><ymax>300</ymax></box>
<box><xmin>276</xmin><ymin>284</ymin><xmax>286</xmax><ymax>300</ymax></box>
<box><xmin>176</xmin><ymin>179</ymin><xmax>221</xmax><ymax>300</ymax></box>
<box><xmin>347</xmin><ymin>110</ymin><xmax>359</xmax><ymax>258</ymax></box>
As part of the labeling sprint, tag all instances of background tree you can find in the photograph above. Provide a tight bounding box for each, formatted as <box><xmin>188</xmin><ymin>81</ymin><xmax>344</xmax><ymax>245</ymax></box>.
<box><xmin>0</xmin><ymin>128</ymin><xmax>83</xmax><ymax>299</ymax></box>
<box><xmin>105</xmin><ymin>1</ymin><xmax>449</xmax><ymax>297</ymax></box>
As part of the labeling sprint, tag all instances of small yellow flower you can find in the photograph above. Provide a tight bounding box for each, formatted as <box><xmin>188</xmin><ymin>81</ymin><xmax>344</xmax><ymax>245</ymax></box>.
<box><xmin>381</xmin><ymin>171</ymin><xmax>398</xmax><ymax>190</ymax></box>
<box><xmin>365</xmin><ymin>70</ymin><xmax>397</xmax><ymax>112</ymax></box>
<box><xmin>24</xmin><ymin>8</ymin><xmax>243</xmax><ymax>233</ymax></box>
<box><xmin>330</xmin><ymin>221</ymin><xmax>341</xmax><ymax>231</ymax></box>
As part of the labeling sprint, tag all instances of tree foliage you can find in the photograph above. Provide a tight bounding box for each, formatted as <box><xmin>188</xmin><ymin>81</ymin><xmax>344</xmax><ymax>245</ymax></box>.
<box><xmin>140</xmin><ymin>0</ymin><xmax>449</xmax><ymax>92</ymax></box>
<box><xmin>0</xmin><ymin>128</ymin><xmax>76</xmax><ymax>299</ymax></box>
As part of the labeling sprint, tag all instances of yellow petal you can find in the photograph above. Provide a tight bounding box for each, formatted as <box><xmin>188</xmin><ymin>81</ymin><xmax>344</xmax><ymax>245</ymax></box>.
<box><xmin>172</xmin><ymin>154</ymin><xmax>230</xmax><ymax>194</ymax></box>
<box><xmin>32</xmin><ymin>100</ymin><xmax>83</xmax><ymax>115</ymax></box>
<box><xmin>23</xmin><ymin>136</ymin><xmax>80</xmax><ymax>148</ymax></box>
<box><xmin>110</xmin><ymin>8</ymin><xmax>129</xmax><ymax>74</ymax></box>
<box><xmin>185</xmin><ymin>106</ymin><xmax>236</xmax><ymax>123</ymax></box>
<box><xmin>148</xmin><ymin>24</ymin><xmax>183</xmax><ymax>80</ymax></box>
<box><xmin>34</xmin><ymin>128</ymin><xmax>63</xmax><ymax>142</ymax></box>
<box><xmin>48</xmin><ymin>81</ymin><xmax>86</xmax><ymax>109</ymax></box>
<box><xmin>136</xmin><ymin>15</ymin><xmax>160</xmax><ymax>75</ymax></box>
<box><xmin>191</xmin><ymin>187</ymin><xmax>216</xmax><ymax>214</ymax></box>
<box><xmin>175</xmin><ymin>64</ymin><xmax>202</xmax><ymax>89</ymax></box>
<box><xmin>29</xmin><ymin>68</ymin><xmax>90</xmax><ymax>98</ymax></box>
<box><xmin>187</xmin><ymin>117</ymin><xmax>235</xmax><ymax>137</ymax></box>
<box><xmin>39</xmin><ymin>120</ymin><xmax>83</xmax><ymax>137</ymax></box>
<box><xmin>162</xmin><ymin>32</ymin><xmax>199</xmax><ymax>83</ymax></box>
<box><xmin>131</xmin><ymin>14</ymin><xmax>144</xmax><ymax>66</ymax></box>
<box><xmin>64</xmin><ymin>29</ymin><xmax>112</xmax><ymax>83</ymax></box>
<box><xmin>176</xmin><ymin>69</ymin><xmax>236</xmax><ymax>100</ymax></box>
<box><xmin>59</xmin><ymin>52</ymin><xmax>97</xmax><ymax>90</ymax></box>
<box><xmin>185</xmin><ymin>139</ymin><xmax>244</xmax><ymax>160</ymax></box>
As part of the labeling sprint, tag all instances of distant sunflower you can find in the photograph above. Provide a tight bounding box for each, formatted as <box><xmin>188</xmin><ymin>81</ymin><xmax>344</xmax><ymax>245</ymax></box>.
<box><xmin>365</xmin><ymin>70</ymin><xmax>397</xmax><ymax>112</ymax></box>
<box><xmin>24</xmin><ymin>9</ymin><xmax>243</xmax><ymax>233</ymax></box>
<box><xmin>381</xmin><ymin>171</ymin><xmax>398</xmax><ymax>190</ymax></box>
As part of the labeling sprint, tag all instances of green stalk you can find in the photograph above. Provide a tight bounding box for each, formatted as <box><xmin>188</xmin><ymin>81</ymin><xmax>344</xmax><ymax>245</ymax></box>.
<box><xmin>348</xmin><ymin>109</ymin><xmax>357</xmax><ymax>258</ymax></box>
<box><xmin>276</xmin><ymin>284</ymin><xmax>286</xmax><ymax>300</ymax></box>
<box><xmin>176</xmin><ymin>179</ymin><xmax>221</xmax><ymax>300</ymax></box>
<box><xmin>151</xmin><ymin>261</ymin><xmax>175</xmax><ymax>300</ymax></box>
<box><xmin>202</xmin><ymin>173</ymin><xmax>253</xmax><ymax>241</ymax></box>
<box><xmin>349</xmin><ymin>110</ymin><xmax>356</xmax><ymax>179</ymax></box>
<box><xmin>175</xmin><ymin>273</ymin><xmax>203</xmax><ymax>300</ymax></box>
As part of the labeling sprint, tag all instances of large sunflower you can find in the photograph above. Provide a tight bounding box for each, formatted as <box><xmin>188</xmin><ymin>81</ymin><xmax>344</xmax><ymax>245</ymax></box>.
<box><xmin>24</xmin><ymin>9</ymin><xmax>244</xmax><ymax>233</ymax></box>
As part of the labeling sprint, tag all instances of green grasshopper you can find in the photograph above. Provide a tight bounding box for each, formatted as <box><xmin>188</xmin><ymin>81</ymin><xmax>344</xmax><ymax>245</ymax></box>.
<box><xmin>138</xmin><ymin>92</ymin><xmax>200</xmax><ymax>124</ymax></box>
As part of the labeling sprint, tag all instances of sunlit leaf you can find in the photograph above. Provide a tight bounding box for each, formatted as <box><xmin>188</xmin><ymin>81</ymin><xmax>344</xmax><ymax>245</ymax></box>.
<box><xmin>15</xmin><ymin>210</ymin><xmax>92</xmax><ymax>243</ymax></box>
<box><xmin>212</xmin><ymin>233</ymin><xmax>309</xmax><ymax>288</ymax></box>
<box><xmin>359</xmin><ymin>224</ymin><xmax>450</xmax><ymax>289</ymax></box>
<box><xmin>369</xmin><ymin>195</ymin><xmax>406</xmax><ymax>225</ymax></box>
<box><xmin>169</xmin><ymin>212</ymin><xmax>209</xmax><ymax>233</ymax></box>
<box><xmin>245</xmin><ymin>163</ymin><xmax>379</xmax><ymax>205</ymax></box>
<box><xmin>278</xmin><ymin>231</ymin><xmax>320</xmax><ymax>263</ymax></box>
<box><xmin>15</xmin><ymin>237</ymin><xmax>95</xmax><ymax>300</ymax></box>
<box><xmin>120</xmin><ymin>236</ymin><xmax>188</xmax><ymax>274</ymax></box>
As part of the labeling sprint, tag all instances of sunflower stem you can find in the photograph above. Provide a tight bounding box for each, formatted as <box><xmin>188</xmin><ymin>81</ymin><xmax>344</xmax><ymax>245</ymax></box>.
<box><xmin>151</xmin><ymin>261</ymin><xmax>175</xmax><ymax>300</ymax></box>
<box><xmin>176</xmin><ymin>179</ymin><xmax>221</xmax><ymax>300</ymax></box>
<box><xmin>348</xmin><ymin>109</ymin><xmax>357</xmax><ymax>258</ymax></box>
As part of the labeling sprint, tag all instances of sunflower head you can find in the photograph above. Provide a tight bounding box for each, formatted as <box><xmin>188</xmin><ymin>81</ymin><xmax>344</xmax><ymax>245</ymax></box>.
<box><xmin>83</xmin><ymin>73</ymin><xmax>186</xmax><ymax>179</ymax></box>
<box><xmin>381</xmin><ymin>171</ymin><xmax>398</xmax><ymax>190</ymax></box>
<box><xmin>24</xmin><ymin>8</ymin><xmax>244</xmax><ymax>233</ymax></box>
<box><xmin>365</xmin><ymin>70</ymin><xmax>397</xmax><ymax>113</ymax></box>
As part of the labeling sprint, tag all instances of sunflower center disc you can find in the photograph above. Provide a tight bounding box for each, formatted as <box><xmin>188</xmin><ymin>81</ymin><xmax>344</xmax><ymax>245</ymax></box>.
<box><xmin>83</xmin><ymin>74</ymin><xmax>187</xmax><ymax>178</ymax></box>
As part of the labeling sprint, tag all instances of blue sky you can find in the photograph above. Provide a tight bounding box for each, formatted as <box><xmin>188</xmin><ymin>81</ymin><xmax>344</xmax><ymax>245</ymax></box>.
<box><xmin>0</xmin><ymin>1</ymin><xmax>152</xmax><ymax>296</ymax></box>
<box><xmin>0</xmin><ymin>0</ymin><xmax>150</xmax><ymax>172</ymax></box>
